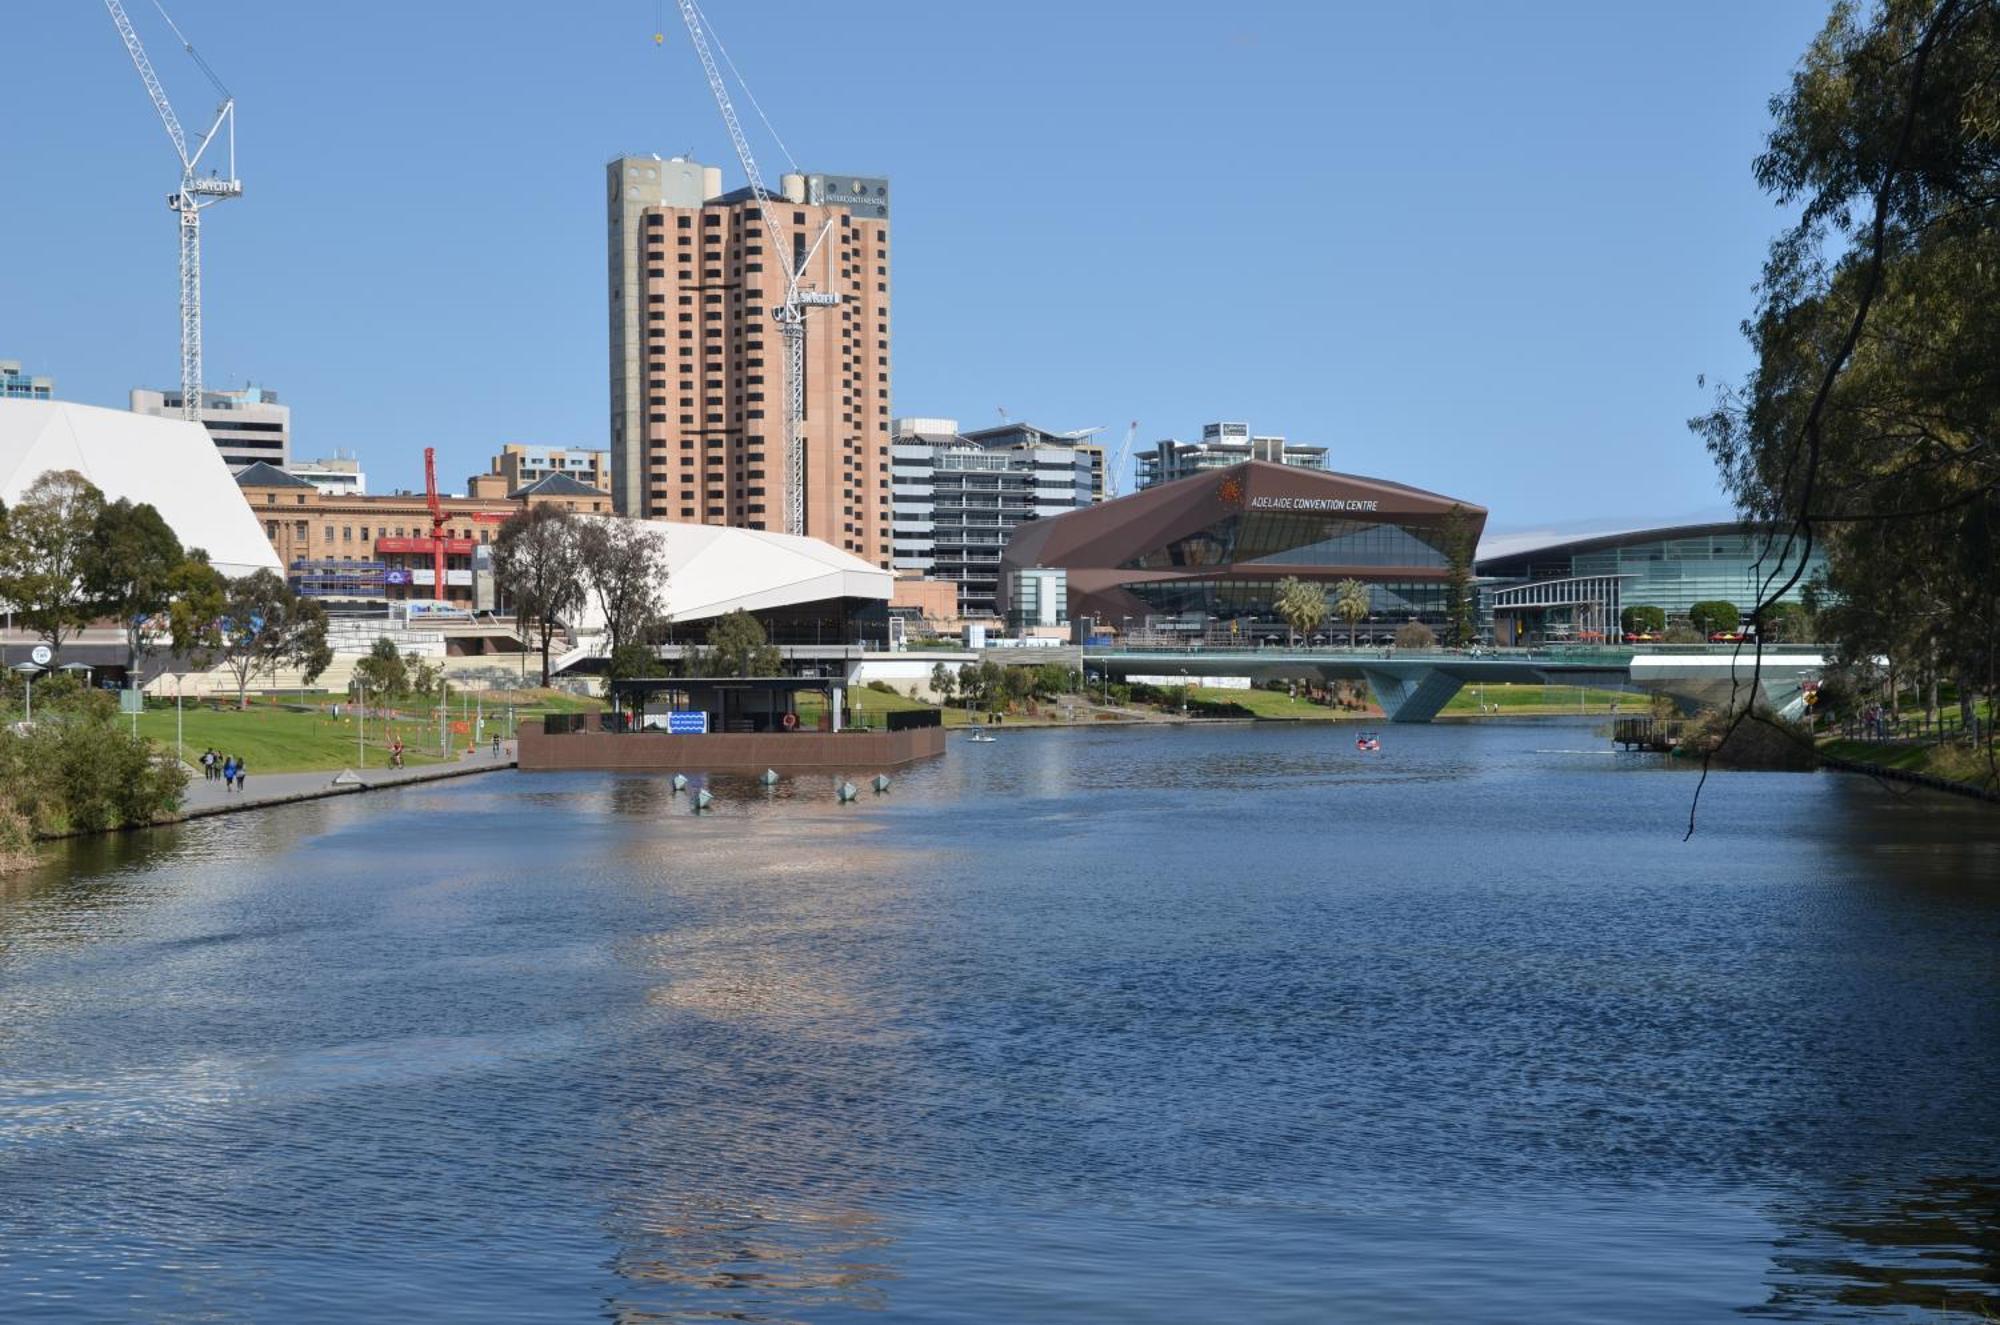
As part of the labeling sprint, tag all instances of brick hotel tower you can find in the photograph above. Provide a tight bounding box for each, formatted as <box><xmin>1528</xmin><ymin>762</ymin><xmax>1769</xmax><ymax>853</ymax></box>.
<box><xmin>607</xmin><ymin>155</ymin><xmax>892</xmax><ymax>566</ymax></box>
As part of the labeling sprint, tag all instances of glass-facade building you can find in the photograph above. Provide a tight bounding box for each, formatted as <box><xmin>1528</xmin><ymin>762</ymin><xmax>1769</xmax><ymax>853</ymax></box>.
<box><xmin>1475</xmin><ymin>523</ymin><xmax>1827</xmax><ymax>643</ymax></box>
<box><xmin>998</xmin><ymin>460</ymin><xmax>1484</xmax><ymax>636</ymax></box>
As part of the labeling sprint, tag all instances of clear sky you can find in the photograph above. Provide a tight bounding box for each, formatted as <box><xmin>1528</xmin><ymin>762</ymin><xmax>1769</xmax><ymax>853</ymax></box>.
<box><xmin>2</xmin><ymin>1</ymin><xmax>1829</xmax><ymax>526</ymax></box>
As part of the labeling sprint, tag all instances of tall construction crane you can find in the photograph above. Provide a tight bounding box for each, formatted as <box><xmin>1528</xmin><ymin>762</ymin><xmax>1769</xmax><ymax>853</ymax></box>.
<box><xmin>1108</xmin><ymin>420</ymin><xmax>1140</xmax><ymax>499</ymax></box>
<box><xmin>423</xmin><ymin>447</ymin><xmax>449</xmax><ymax>604</ymax></box>
<box><xmin>675</xmin><ymin>0</ymin><xmax>837</xmax><ymax>539</ymax></box>
<box><xmin>103</xmin><ymin>0</ymin><xmax>242</xmax><ymax>422</ymax></box>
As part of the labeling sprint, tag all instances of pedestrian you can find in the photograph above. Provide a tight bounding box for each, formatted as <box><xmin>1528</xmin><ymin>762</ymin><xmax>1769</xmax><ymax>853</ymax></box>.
<box><xmin>221</xmin><ymin>755</ymin><xmax>237</xmax><ymax>792</ymax></box>
<box><xmin>492</xmin><ymin>732</ymin><xmax>502</xmax><ymax>758</ymax></box>
<box><xmin>234</xmin><ymin>756</ymin><xmax>247</xmax><ymax>794</ymax></box>
<box><xmin>200</xmin><ymin>748</ymin><xmax>215</xmax><ymax>781</ymax></box>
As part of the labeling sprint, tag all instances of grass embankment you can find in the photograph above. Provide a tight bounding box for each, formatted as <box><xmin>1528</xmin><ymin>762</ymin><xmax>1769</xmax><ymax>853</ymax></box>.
<box><xmin>1181</xmin><ymin>684</ymin><xmax>1639</xmax><ymax>721</ymax></box>
<box><xmin>130</xmin><ymin>689</ymin><xmax>602</xmax><ymax>773</ymax></box>
<box><xmin>1817</xmin><ymin>736</ymin><xmax>2000</xmax><ymax>793</ymax></box>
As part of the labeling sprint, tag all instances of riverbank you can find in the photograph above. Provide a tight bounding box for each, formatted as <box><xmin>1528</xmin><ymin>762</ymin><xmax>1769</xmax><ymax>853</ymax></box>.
<box><xmin>1816</xmin><ymin>737</ymin><xmax>2000</xmax><ymax>802</ymax></box>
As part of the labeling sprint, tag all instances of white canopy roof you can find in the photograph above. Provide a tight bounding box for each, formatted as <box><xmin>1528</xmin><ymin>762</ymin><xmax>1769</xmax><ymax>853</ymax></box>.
<box><xmin>569</xmin><ymin>518</ymin><xmax>890</xmax><ymax>632</ymax></box>
<box><xmin>0</xmin><ymin>400</ymin><xmax>281</xmax><ymax>577</ymax></box>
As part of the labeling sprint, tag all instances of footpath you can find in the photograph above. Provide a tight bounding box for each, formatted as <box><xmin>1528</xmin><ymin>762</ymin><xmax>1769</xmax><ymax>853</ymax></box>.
<box><xmin>178</xmin><ymin>743</ymin><xmax>518</xmax><ymax>821</ymax></box>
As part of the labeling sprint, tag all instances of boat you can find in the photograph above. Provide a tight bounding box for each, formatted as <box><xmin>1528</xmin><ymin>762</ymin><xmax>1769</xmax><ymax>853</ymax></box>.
<box><xmin>968</xmin><ymin>730</ymin><xmax>997</xmax><ymax>743</ymax></box>
<box><xmin>1356</xmin><ymin>732</ymin><xmax>1381</xmax><ymax>752</ymax></box>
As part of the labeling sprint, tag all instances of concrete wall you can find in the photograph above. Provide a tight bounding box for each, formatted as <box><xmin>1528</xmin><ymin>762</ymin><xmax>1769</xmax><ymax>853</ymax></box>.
<box><xmin>518</xmin><ymin>721</ymin><xmax>945</xmax><ymax>772</ymax></box>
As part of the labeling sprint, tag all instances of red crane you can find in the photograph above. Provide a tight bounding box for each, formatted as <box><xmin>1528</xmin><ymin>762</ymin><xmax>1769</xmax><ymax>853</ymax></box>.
<box><xmin>424</xmin><ymin>446</ymin><xmax>447</xmax><ymax>603</ymax></box>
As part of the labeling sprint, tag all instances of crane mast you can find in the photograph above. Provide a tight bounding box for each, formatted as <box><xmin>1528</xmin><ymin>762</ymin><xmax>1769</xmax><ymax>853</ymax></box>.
<box><xmin>675</xmin><ymin>0</ymin><xmax>837</xmax><ymax>539</ymax></box>
<box><xmin>1109</xmin><ymin>420</ymin><xmax>1139</xmax><ymax>499</ymax></box>
<box><xmin>103</xmin><ymin>0</ymin><xmax>241</xmax><ymax>423</ymax></box>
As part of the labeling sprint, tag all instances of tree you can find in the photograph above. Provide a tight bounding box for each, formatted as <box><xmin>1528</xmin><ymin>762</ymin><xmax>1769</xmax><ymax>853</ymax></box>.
<box><xmin>1032</xmin><ymin>661</ymin><xmax>1072</xmax><ymax>699</ymax></box>
<box><xmin>78</xmin><ymin>497</ymin><xmax>186</xmax><ymax>685</ymax></box>
<box><xmin>1440</xmin><ymin>504</ymin><xmax>1477</xmax><ymax>646</ymax></box>
<box><xmin>607</xmin><ymin>640</ymin><xmax>658</xmax><ymax>684</ymax></box>
<box><xmin>930</xmin><ymin>660</ymin><xmax>957</xmax><ymax>704</ymax></box>
<box><xmin>686</xmin><ymin>609</ymin><xmax>779</xmax><ymax>678</ymax></box>
<box><xmin>215</xmin><ymin>570</ymin><xmax>331</xmax><ymax>708</ymax></box>
<box><xmin>1620</xmin><ymin>605</ymin><xmax>1667</xmax><ymax>635</ymax></box>
<box><xmin>1273</xmin><ymin>575</ymin><xmax>1329</xmax><ymax>645</ymax></box>
<box><xmin>0</xmin><ymin>470</ymin><xmax>106</xmax><ymax>661</ymax></box>
<box><xmin>578</xmin><ymin>518</ymin><xmax>668</xmax><ymax>664</ymax></box>
<box><xmin>1693</xmin><ymin>0</ymin><xmax>2000</xmax><ymax>738</ymax></box>
<box><xmin>493</xmin><ymin>505</ymin><xmax>587</xmax><ymax>687</ymax></box>
<box><xmin>1394</xmin><ymin>620</ymin><xmax>1437</xmax><ymax>649</ymax></box>
<box><xmin>165</xmin><ymin>557</ymin><xmax>228</xmax><ymax>675</ymax></box>
<box><xmin>1001</xmin><ymin>665</ymin><xmax>1033</xmax><ymax>708</ymax></box>
<box><xmin>350</xmin><ymin>637</ymin><xmax>410</xmax><ymax>698</ymax></box>
<box><xmin>1688</xmin><ymin>601</ymin><xmax>1741</xmax><ymax>636</ymax></box>
<box><xmin>1333</xmin><ymin>578</ymin><xmax>1371</xmax><ymax>648</ymax></box>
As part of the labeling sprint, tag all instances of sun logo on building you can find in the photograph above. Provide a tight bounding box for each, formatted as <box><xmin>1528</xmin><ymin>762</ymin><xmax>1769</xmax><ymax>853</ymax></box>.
<box><xmin>1218</xmin><ymin>477</ymin><xmax>1245</xmax><ymax>509</ymax></box>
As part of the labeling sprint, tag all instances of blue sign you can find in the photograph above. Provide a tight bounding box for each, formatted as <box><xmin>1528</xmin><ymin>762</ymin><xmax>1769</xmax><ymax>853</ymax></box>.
<box><xmin>667</xmin><ymin>710</ymin><xmax>708</xmax><ymax>734</ymax></box>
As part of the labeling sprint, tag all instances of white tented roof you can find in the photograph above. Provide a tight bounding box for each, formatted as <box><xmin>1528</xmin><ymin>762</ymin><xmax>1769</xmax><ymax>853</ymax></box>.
<box><xmin>0</xmin><ymin>400</ymin><xmax>281</xmax><ymax>577</ymax></box>
<box><xmin>569</xmin><ymin>518</ymin><xmax>890</xmax><ymax>631</ymax></box>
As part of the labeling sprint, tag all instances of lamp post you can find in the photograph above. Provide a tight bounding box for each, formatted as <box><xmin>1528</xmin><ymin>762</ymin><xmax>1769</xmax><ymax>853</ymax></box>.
<box><xmin>356</xmin><ymin>677</ymin><xmax>365</xmax><ymax>768</ymax></box>
<box><xmin>1179</xmin><ymin>667</ymin><xmax>1188</xmax><ymax>717</ymax></box>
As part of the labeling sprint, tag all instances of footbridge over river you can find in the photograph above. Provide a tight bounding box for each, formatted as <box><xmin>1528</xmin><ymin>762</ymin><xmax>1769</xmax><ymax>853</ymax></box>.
<box><xmin>1081</xmin><ymin>644</ymin><xmax>1830</xmax><ymax>723</ymax></box>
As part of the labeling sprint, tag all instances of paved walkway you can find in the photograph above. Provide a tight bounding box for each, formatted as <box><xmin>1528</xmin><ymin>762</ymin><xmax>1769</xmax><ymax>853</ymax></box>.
<box><xmin>179</xmin><ymin>743</ymin><xmax>517</xmax><ymax>819</ymax></box>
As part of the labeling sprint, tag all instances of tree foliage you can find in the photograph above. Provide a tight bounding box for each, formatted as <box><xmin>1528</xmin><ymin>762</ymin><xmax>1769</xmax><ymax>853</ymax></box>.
<box><xmin>1440</xmin><ymin>504</ymin><xmax>1477</xmax><ymax>646</ymax></box>
<box><xmin>0</xmin><ymin>687</ymin><xmax>184</xmax><ymax>836</ymax></box>
<box><xmin>494</xmin><ymin>506</ymin><xmax>587</xmax><ymax>687</ymax></box>
<box><xmin>1333</xmin><ymin>578</ymin><xmax>1372</xmax><ymax>647</ymax></box>
<box><xmin>1693</xmin><ymin>0</ymin><xmax>2000</xmax><ymax>727</ymax></box>
<box><xmin>1688</xmin><ymin>601</ymin><xmax>1741</xmax><ymax>636</ymax></box>
<box><xmin>351</xmin><ymin>637</ymin><xmax>410</xmax><ymax>698</ymax></box>
<box><xmin>0</xmin><ymin>470</ymin><xmax>105</xmax><ymax>659</ymax></box>
<box><xmin>1394</xmin><ymin>620</ymin><xmax>1437</xmax><ymax>650</ymax></box>
<box><xmin>578</xmin><ymin>518</ymin><xmax>668</xmax><ymax>663</ymax></box>
<box><xmin>1273</xmin><ymin>575</ymin><xmax>1329</xmax><ymax>643</ymax></box>
<box><xmin>929</xmin><ymin>660</ymin><xmax>957</xmax><ymax>703</ymax></box>
<box><xmin>80</xmin><ymin>497</ymin><xmax>186</xmax><ymax>683</ymax></box>
<box><xmin>1620</xmin><ymin>605</ymin><xmax>1667</xmax><ymax>635</ymax></box>
<box><xmin>215</xmin><ymin>570</ymin><xmax>331</xmax><ymax>708</ymax></box>
<box><xmin>684</xmin><ymin>609</ymin><xmax>780</xmax><ymax>678</ymax></box>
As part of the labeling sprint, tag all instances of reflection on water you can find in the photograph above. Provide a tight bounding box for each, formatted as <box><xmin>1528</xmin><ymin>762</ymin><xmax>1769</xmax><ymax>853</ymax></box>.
<box><xmin>0</xmin><ymin>720</ymin><xmax>1996</xmax><ymax>1322</ymax></box>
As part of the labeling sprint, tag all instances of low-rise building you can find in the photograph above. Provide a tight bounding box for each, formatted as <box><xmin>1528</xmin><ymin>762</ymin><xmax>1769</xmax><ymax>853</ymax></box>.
<box><xmin>235</xmin><ymin>462</ymin><xmax>609</xmax><ymax>609</ymax></box>
<box><xmin>1135</xmin><ymin>421</ymin><xmax>1327</xmax><ymax>490</ymax></box>
<box><xmin>467</xmin><ymin>443</ymin><xmax>609</xmax><ymax>499</ymax></box>
<box><xmin>1</xmin><ymin>361</ymin><xmax>53</xmax><ymax>401</ymax></box>
<box><xmin>286</xmin><ymin>453</ymin><xmax>366</xmax><ymax>495</ymax></box>
<box><xmin>131</xmin><ymin>383</ymin><xmax>290</xmax><ymax>472</ymax></box>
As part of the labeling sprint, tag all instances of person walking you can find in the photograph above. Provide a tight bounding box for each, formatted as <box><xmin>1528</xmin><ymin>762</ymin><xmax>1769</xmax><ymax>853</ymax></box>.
<box><xmin>200</xmin><ymin>748</ymin><xmax>216</xmax><ymax>782</ymax></box>
<box><xmin>222</xmin><ymin>755</ymin><xmax>238</xmax><ymax>793</ymax></box>
<box><xmin>492</xmin><ymin>733</ymin><xmax>502</xmax><ymax>758</ymax></box>
<box><xmin>234</xmin><ymin>756</ymin><xmax>248</xmax><ymax>794</ymax></box>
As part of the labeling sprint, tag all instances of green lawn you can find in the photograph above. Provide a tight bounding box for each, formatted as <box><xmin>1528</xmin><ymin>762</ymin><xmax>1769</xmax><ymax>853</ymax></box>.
<box><xmin>133</xmin><ymin>703</ymin><xmax>466</xmax><ymax>773</ymax></box>
<box><xmin>1442</xmin><ymin>684</ymin><xmax>1640</xmax><ymax>714</ymax></box>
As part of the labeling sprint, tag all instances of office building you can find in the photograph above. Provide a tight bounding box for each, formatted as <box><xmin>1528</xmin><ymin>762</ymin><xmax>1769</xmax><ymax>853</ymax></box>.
<box><xmin>287</xmin><ymin>453</ymin><xmax>366</xmax><ymax>495</ymax></box>
<box><xmin>131</xmin><ymin>384</ymin><xmax>290</xmax><ymax>472</ymax></box>
<box><xmin>891</xmin><ymin>418</ymin><xmax>1103</xmax><ymax>620</ymax></box>
<box><xmin>998</xmin><ymin>459</ymin><xmax>1485</xmax><ymax>635</ymax></box>
<box><xmin>1475</xmin><ymin>523</ymin><xmax>1828</xmax><ymax>644</ymax></box>
<box><xmin>606</xmin><ymin>154</ymin><xmax>893</xmax><ymax>565</ymax></box>
<box><xmin>1</xmin><ymin>361</ymin><xmax>53</xmax><ymax>401</ymax></box>
<box><xmin>467</xmin><ymin>443</ymin><xmax>608</xmax><ymax>500</ymax></box>
<box><xmin>1135</xmin><ymin>421</ymin><xmax>1328</xmax><ymax>490</ymax></box>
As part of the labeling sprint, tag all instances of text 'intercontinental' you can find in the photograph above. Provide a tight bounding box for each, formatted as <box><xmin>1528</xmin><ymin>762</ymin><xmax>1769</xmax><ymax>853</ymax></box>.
<box><xmin>1249</xmin><ymin>496</ymin><xmax>1380</xmax><ymax>512</ymax></box>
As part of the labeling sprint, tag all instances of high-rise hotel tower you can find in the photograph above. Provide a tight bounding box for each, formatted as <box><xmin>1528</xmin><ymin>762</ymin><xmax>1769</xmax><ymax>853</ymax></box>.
<box><xmin>607</xmin><ymin>155</ymin><xmax>892</xmax><ymax>565</ymax></box>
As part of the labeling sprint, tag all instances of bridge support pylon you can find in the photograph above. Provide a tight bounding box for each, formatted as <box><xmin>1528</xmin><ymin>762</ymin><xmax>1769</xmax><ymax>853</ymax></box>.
<box><xmin>1361</xmin><ymin>668</ymin><xmax>1465</xmax><ymax>723</ymax></box>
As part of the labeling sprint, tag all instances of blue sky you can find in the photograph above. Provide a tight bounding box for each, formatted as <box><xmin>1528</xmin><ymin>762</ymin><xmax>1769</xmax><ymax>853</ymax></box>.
<box><xmin>3</xmin><ymin>2</ymin><xmax>1827</xmax><ymax>526</ymax></box>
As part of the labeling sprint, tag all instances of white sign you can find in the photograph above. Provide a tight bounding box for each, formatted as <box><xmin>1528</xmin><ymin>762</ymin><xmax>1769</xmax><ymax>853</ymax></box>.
<box><xmin>1250</xmin><ymin>496</ymin><xmax>1380</xmax><ymax>513</ymax></box>
<box><xmin>29</xmin><ymin>645</ymin><xmax>51</xmax><ymax>667</ymax></box>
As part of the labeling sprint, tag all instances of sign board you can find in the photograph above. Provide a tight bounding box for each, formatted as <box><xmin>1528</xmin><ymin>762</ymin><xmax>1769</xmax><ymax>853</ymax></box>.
<box><xmin>29</xmin><ymin>645</ymin><xmax>51</xmax><ymax>666</ymax></box>
<box><xmin>667</xmin><ymin>710</ymin><xmax>709</xmax><ymax>734</ymax></box>
<box><xmin>1248</xmin><ymin>496</ymin><xmax>1380</xmax><ymax>513</ymax></box>
<box><xmin>376</xmin><ymin>536</ymin><xmax>477</xmax><ymax>555</ymax></box>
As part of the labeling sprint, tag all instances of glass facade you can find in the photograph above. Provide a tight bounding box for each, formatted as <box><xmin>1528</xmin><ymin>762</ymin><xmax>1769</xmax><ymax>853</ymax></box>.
<box><xmin>1481</xmin><ymin>527</ymin><xmax>1826</xmax><ymax>620</ymax></box>
<box><xmin>1120</xmin><ymin>577</ymin><xmax>1452</xmax><ymax>623</ymax></box>
<box><xmin>1123</xmin><ymin>512</ymin><xmax>1451</xmax><ymax>572</ymax></box>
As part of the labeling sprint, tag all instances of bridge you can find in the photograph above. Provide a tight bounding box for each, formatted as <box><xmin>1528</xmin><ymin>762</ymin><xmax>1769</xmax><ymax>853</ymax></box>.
<box><xmin>1080</xmin><ymin>644</ymin><xmax>1829</xmax><ymax>723</ymax></box>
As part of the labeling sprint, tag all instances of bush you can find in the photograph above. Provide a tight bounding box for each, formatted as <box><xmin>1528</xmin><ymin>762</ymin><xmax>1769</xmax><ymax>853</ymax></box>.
<box><xmin>865</xmin><ymin>679</ymin><xmax>899</xmax><ymax>695</ymax></box>
<box><xmin>0</xmin><ymin>803</ymin><xmax>34</xmax><ymax>873</ymax></box>
<box><xmin>1620</xmin><ymin>605</ymin><xmax>1666</xmax><ymax>634</ymax></box>
<box><xmin>1394</xmin><ymin>621</ymin><xmax>1437</xmax><ymax>649</ymax></box>
<box><xmin>1684</xmin><ymin>706</ymin><xmax>1815</xmax><ymax>771</ymax></box>
<box><xmin>0</xmin><ymin>706</ymin><xmax>185</xmax><ymax>836</ymax></box>
<box><xmin>1689</xmin><ymin>600</ymin><xmax>1741</xmax><ymax>635</ymax></box>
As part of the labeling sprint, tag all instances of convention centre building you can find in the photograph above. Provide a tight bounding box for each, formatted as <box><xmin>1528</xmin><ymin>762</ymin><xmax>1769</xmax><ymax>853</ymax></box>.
<box><xmin>997</xmin><ymin>460</ymin><xmax>1486</xmax><ymax>637</ymax></box>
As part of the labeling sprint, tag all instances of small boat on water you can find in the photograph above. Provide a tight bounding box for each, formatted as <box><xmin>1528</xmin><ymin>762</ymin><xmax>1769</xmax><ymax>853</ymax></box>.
<box><xmin>968</xmin><ymin>730</ymin><xmax>998</xmax><ymax>743</ymax></box>
<box><xmin>1356</xmin><ymin>732</ymin><xmax>1382</xmax><ymax>752</ymax></box>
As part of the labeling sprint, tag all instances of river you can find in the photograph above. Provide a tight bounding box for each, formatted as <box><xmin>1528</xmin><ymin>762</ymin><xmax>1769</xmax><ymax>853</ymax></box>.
<box><xmin>1</xmin><ymin>720</ymin><xmax>1996</xmax><ymax>1322</ymax></box>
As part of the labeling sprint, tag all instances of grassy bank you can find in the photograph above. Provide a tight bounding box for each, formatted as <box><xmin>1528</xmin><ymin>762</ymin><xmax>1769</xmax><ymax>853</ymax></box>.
<box><xmin>1818</xmin><ymin>736</ymin><xmax>2000</xmax><ymax>794</ymax></box>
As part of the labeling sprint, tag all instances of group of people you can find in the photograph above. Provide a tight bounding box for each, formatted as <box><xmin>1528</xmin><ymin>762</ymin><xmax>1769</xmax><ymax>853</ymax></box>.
<box><xmin>198</xmin><ymin>748</ymin><xmax>249</xmax><ymax>792</ymax></box>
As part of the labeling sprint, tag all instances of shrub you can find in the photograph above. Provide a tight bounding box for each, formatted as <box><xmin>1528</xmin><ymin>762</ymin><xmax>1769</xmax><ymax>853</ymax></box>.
<box><xmin>1394</xmin><ymin>621</ymin><xmax>1437</xmax><ymax>649</ymax></box>
<box><xmin>865</xmin><ymin>680</ymin><xmax>899</xmax><ymax>695</ymax></box>
<box><xmin>1688</xmin><ymin>600</ymin><xmax>1741</xmax><ymax>635</ymax></box>
<box><xmin>0</xmin><ymin>705</ymin><xmax>186</xmax><ymax>837</ymax></box>
<box><xmin>1620</xmin><ymin>605</ymin><xmax>1666</xmax><ymax>634</ymax></box>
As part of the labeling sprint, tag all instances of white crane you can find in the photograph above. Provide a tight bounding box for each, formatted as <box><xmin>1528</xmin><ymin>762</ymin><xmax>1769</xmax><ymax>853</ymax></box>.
<box><xmin>676</xmin><ymin>0</ymin><xmax>838</xmax><ymax>538</ymax></box>
<box><xmin>103</xmin><ymin>0</ymin><xmax>241</xmax><ymax>423</ymax></box>
<box><xmin>1108</xmin><ymin>420</ymin><xmax>1139</xmax><ymax>499</ymax></box>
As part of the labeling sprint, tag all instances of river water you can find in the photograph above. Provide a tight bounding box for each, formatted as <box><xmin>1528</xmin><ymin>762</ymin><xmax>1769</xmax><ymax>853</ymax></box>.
<box><xmin>1</xmin><ymin>720</ymin><xmax>1996</xmax><ymax>1322</ymax></box>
